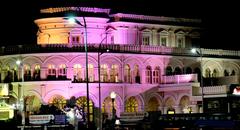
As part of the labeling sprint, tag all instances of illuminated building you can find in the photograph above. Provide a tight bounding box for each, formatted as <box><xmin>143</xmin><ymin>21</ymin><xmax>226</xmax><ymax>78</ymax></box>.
<box><xmin>0</xmin><ymin>7</ymin><xmax>239</xmax><ymax>123</ymax></box>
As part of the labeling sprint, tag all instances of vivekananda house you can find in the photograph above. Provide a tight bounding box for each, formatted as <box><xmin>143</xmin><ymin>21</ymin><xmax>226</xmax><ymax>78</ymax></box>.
<box><xmin>0</xmin><ymin>7</ymin><xmax>240</xmax><ymax>123</ymax></box>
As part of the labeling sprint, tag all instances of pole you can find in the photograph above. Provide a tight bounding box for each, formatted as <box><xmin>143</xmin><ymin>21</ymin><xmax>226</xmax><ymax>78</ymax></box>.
<box><xmin>82</xmin><ymin>17</ymin><xmax>90</xmax><ymax>128</ymax></box>
<box><xmin>199</xmin><ymin>48</ymin><xmax>204</xmax><ymax>113</ymax></box>
<box><xmin>20</xmin><ymin>62</ymin><xmax>25</xmax><ymax>125</ymax></box>
<box><xmin>98</xmin><ymin>35</ymin><xmax>108</xmax><ymax>130</ymax></box>
<box><xmin>98</xmin><ymin>50</ymin><xmax>102</xmax><ymax>130</ymax></box>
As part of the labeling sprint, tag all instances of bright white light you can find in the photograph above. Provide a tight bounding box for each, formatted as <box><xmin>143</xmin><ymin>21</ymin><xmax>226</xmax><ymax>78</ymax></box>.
<box><xmin>110</xmin><ymin>91</ymin><xmax>116</xmax><ymax>99</ymax></box>
<box><xmin>66</xmin><ymin>109</ymin><xmax>75</xmax><ymax>119</ymax></box>
<box><xmin>68</xmin><ymin>17</ymin><xmax>76</xmax><ymax>24</ymax></box>
<box><xmin>115</xmin><ymin>119</ymin><xmax>120</xmax><ymax>125</ymax></box>
<box><xmin>16</xmin><ymin>60</ymin><xmax>21</xmax><ymax>65</ymax></box>
<box><xmin>191</xmin><ymin>48</ymin><xmax>197</xmax><ymax>54</ymax></box>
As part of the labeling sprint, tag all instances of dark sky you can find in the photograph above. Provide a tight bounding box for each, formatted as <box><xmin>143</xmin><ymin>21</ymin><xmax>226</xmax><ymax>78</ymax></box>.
<box><xmin>0</xmin><ymin>0</ymin><xmax>239</xmax><ymax>50</ymax></box>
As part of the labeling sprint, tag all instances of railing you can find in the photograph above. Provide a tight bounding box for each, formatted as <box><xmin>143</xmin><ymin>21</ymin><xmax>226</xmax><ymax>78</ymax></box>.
<box><xmin>1</xmin><ymin>44</ymin><xmax>240</xmax><ymax>57</ymax></box>
<box><xmin>197</xmin><ymin>85</ymin><xmax>228</xmax><ymax>95</ymax></box>
<box><xmin>162</xmin><ymin>74</ymin><xmax>198</xmax><ymax>84</ymax></box>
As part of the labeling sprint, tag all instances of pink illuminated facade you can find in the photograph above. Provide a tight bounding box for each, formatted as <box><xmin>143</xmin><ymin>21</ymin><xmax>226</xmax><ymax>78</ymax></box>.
<box><xmin>0</xmin><ymin>7</ymin><xmax>240</xmax><ymax>123</ymax></box>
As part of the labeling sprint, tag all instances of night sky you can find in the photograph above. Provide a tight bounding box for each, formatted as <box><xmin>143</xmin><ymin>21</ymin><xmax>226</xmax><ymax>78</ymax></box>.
<box><xmin>0</xmin><ymin>0</ymin><xmax>239</xmax><ymax>50</ymax></box>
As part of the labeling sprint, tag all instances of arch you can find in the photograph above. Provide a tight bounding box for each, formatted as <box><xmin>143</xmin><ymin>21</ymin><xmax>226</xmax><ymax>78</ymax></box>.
<box><xmin>1</xmin><ymin>58</ymin><xmax>19</xmax><ymax>69</ymax></box>
<box><xmin>174</xmin><ymin>29</ymin><xmax>185</xmax><ymax>34</ymax></box>
<box><xmin>224</xmin><ymin>61</ymin><xmax>240</xmax><ymax>75</ymax></box>
<box><xmin>23</xmin><ymin>56</ymin><xmax>43</xmax><ymax>67</ymax></box>
<box><xmin>164</xmin><ymin>96</ymin><xmax>176</xmax><ymax>111</ymax></box>
<box><xmin>43</xmin><ymin>55</ymin><xmax>69</xmax><ymax>67</ymax></box>
<box><xmin>25</xmin><ymin>95</ymin><xmax>42</xmax><ymax>113</ymax></box>
<box><xmin>101</xmin><ymin>92</ymin><xmax>123</xmax><ymax>117</ymax></box>
<box><xmin>179</xmin><ymin>95</ymin><xmax>190</xmax><ymax>108</ymax></box>
<box><xmin>75</xmin><ymin>96</ymin><xmax>94</xmax><ymax>121</ymax></box>
<box><xmin>44</xmin><ymin>89</ymin><xmax>69</xmax><ymax>103</ymax></box>
<box><xmin>71</xmin><ymin>91</ymin><xmax>98</xmax><ymax>107</ymax></box>
<box><xmin>125</xmin><ymin>96</ymin><xmax>139</xmax><ymax>112</ymax></box>
<box><xmin>145</xmin><ymin>93</ymin><xmax>162</xmax><ymax>112</ymax></box>
<box><xmin>166</xmin><ymin>66</ymin><xmax>173</xmax><ymax>75</ymax></box>
<box><xmin>124</xmin><ymin>56</ymin><xmax>144</xmax><ymax>69</ymax></box>
<box><xmin>48</xmin><ymin>94</ymin><xmax>66</xmax><ymax>110</ymax></box>
<box><xmin>203</xmin><ymin>60</ymin><xmax>223</xmax><ymax>77</ymax></box>
<box><xmin>168</xmin><ymin>58</ymin><xmax>184</xmax><ymax>69</ymax></box>
<box><xmin>186</xmin><ymin>67</ymin><xmax>192</xmax><ymax>74</ymax></box>
<box><xmin>144</xmin><ymin>57</ymin><xmax>164</xmax><ymax>69</ymax></box>
<box><xmin>158</xmin><ymin>28</ymin><xmax>169</xmax><ymax>33</ymax></box>
<box><xmin>174</xmin><ymin>66</ymin><xmax>182</xmax><ymax>75</ymax></box>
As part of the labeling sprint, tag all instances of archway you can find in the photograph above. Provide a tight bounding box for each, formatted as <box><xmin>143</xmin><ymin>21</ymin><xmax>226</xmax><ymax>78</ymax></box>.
<box><xmin>147</xmin><ymin>97</ymin><xmax>159</xmax><ymax>111</ymax></box>
<box><xmin>76</xmin><ymin>96</ymin><xmax>94</xmax><ymax>121</ymax></box>
<box><xmin>125</xmin><ymin>96</ymin><xmax>138</xmax><ymax>112</ymax></box>
<box><xmin>179</xmin><ymin>96</ymin><xmax>190</xmax><ymax>113</ymax></box>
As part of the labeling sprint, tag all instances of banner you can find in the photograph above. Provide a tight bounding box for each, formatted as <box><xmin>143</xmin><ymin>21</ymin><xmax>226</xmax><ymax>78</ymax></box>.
<box><xmin>29</xmin><ymin>115</ymin><xmax>54</xmax><ymax>125</ymax></box>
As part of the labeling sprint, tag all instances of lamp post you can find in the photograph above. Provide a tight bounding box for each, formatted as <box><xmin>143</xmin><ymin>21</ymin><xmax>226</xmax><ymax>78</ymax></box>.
<box><xmin>110</xmin><ymin>91</ymin><xmax>116</xmax><ymax>120</ymax></box>
<box><xmin>66</xmin><ymin>17</ymin><xmax>90</xmax><ymax>127</ymax></box>
<box><xmin>16</xmin><ymin>59</ymin><xmax>25</xmax><ymax>125</ymax></box>
<box><xmin>98</xmin><ymin>37</ymin><xmax>109</xmax><ymax>130</ymax></box>
<box><xmin>191</xmin><ymin>48</ymin><xmax>204</xmax><ymax>113</ymax></box>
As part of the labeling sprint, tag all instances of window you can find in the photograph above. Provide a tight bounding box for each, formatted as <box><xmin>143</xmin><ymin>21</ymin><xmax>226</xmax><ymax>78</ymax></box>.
<box><xmin>212</xmin><ymin>69</ymin><xmax>218</xmax><ymax>77</ymax></box>
<box><xmin>174</xmin><ymin>67</ymin><xmax>182</xmax><ymax>75</ymax></box>
<box><xmin>33</xmin><ymin>64</ymin><xmax>40</xmax><ymax>80</ymax></box>
<box><xmin>58</xmin><ymin>64</ymin><xmax>67</xmax><ymax>79</ymax></box>
<box><xmin>88</xmin><ymin>64</ymin><xmax>94</xmax><ymax>82</ymax></box>
<box><xmin>153</xmin><ymin>67</ymin><xmax>160</xmax><ymax>83</ymax></box>
<box><xmin>73</xmin><ymin>64</ymin><xmax>82</xmax><ymax>82</ymax></box>
<box><xmin>224</xmin><ymin>70</ymin><xmax>229</xmax><ymax>76</ymax></box>
<box><xmin>100</xmin><ymin>64</ymin><xmax>108</xmax><ymax>82</ymax></box>
<box><xmin>186</xmin><ymin>67</ymin><xmax>192</xmax><ymax>74</ymax></box>
<box><xmin>110</xmin><ymin>64</ymin><xmax>118</xmax><ymax>82</ymax></box>
<box><xmin>142</xmin><ymin>36</ymin><xmax>150</xmax><ymax>45</ymax></box>
<box><xmin>134</xmin><ymin>65</ymin><xmax>140</xmax><ymax>83</ymax></box>
<box><xmin>166</xmin><ymin>66</ymin><xmax>173</xmax><ymax>76</ymax></box>
<box><xmin>24</xmin><ymin>64</ymin><xmax>31</xmax><ymax>81</ymax></box>
<box><xmin>47</xmin><ymin>64</ymin><xmax>56</xmax><ymax>79</ymax></box>
<box><xmin>124</xmin><ymin>64</ymin><xmax>131</xmax><ymax>83</ymax></box>
<box><xmin>205</xmin><ymin>68</ymin><xmax>211</xmax><ymax>78</ymax></box>
<box><xmin>71</xmin><ymin>35</ymin><xmax>84</xmax><ymax>44</ymax></box>
<box><xmin>231</xmin><ymin>70</ymin><xmax>236</xmax><ymax>76</ymax></box>
<box><xmin>146</xmin><ymin>66</ymin><xmax>152</xmax><ymax>84</ymax></box>
<box><xmin>160</xmin><ymin>37</ymin><xmax>167</xmax><ymax>46</ymax></box>
<box><xmin>177</xmin><ymin>37</ymin><xmax>184</xmax><ymax>48</ymax></box>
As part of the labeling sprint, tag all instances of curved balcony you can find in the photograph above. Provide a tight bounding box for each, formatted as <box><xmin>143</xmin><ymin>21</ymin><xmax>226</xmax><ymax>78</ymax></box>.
<box><xmin>1</xmin><ymin>44</ymin><xmax>240</xmax><ymax>58</ymax></box>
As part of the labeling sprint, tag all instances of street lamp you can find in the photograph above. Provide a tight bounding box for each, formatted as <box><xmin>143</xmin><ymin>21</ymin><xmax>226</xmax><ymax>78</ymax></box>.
<box><xmin>16</xmin><ymin>59</ymin><xmax>25</xmax><ymax>125</ymax></box>
<box><xmin>110</xmin><ymin>91</ymin><xmax>117</xmax><ymax>120</ymax></box>
<box><xmin>191</xmin><ymin>48</ymin><xmax>204</xmax><ymax>113</ymax></box>
<box><xmin>65</xmin><ymin>17</ymin><xmax>90</xmax><ymax>127</ymax></box>
<box><xmin>98</xmin><ymin>37</ymin><xmax>109</xmax><ymax>130</ymax></box>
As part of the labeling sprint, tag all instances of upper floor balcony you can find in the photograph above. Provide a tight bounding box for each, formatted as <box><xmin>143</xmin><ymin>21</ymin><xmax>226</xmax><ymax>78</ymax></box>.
<box><xmin>193</xmin><ymin>85</ymin><xmax>229</xmax><ymax>96</ymax></box>
<box><xmin>162</xmin><ymin>74</ymin><xmax>198</xmax><ymax>84</ymax></box>
<box><xmin>1</xmin><ymin>44</ymin><xmax>240</xmax><ymax>58</ymax></box>
<box><xmin>203</xmin><ymin>75</ymin><xmax>239</xmax><ymax>86</ymax></box>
